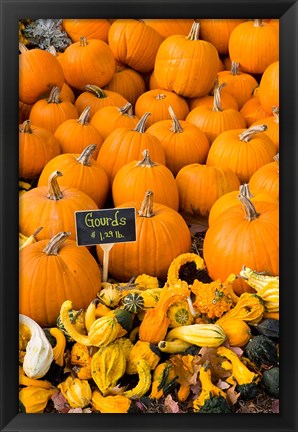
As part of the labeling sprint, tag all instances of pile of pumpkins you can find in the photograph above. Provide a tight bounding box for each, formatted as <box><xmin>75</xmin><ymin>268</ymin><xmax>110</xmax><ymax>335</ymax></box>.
<box><xmin>19</xmin><ymin>18</ymin><xmax>279</xmax><ymax>413</ymax></box>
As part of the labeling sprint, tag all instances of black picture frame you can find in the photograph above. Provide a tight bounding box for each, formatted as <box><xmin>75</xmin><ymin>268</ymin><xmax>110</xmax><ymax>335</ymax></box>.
<box><xmin>1</xmin><ymin>0</ymin><xmax>297</xmax><ymax>431</ymax></box>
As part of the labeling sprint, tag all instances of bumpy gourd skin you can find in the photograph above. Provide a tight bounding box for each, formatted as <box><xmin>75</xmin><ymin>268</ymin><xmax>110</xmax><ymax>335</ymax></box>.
<box><xmin>150</xmin><ymin>362</ymin><xmax>177</xmax><ymax>400</ymax></box>
<box><xmin>197</xmin><ymin>394</ymin><xmax>232</xmax><ymax>413</ymax></box>
<box><xmin>123</xmin><ymin>359</ymin><xmax>152</xmax><ymax>399</ymax></box>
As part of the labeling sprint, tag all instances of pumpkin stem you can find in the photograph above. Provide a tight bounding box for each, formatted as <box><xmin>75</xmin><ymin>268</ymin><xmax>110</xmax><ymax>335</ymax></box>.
<box><xmin>76</xmin><ymin>144</ymin><xmax>98</xmax><ymax>166</ymax></box>
<box><xmin>19</xmin><ymin>120</ymin><xmax>32</xmax><ymax>134</ymax></box>
<box><xmin>47</xmin><ymin>86</ymin><xmax>61</xmax><ymax>104</ymax></box>
<box><xmin>212</xmin><ymin>82</ymin><xmax>226</xmax><ymax>112</ymax></box>
<box><xmin>33</xmin><ymin>226</ymin><xmax>44</xmax><ymax>237</ymax></box>
<box><xmin>169</xmin><ymin>106</ymin><xmax>183</xmax><ymax>133</ymax></box>
<box><xmin>253</xmin><ymin>19</ymin><xmax>263</xmax><ymax>27</ymax></box>
<box><xmin>84</xmin><ymin>85</ymin><xmax>107</xmax><ymax>99</ymax></box>
<box><xmin>239</xmin><ymin>125</ymin><xmax>268</xmax><ymax>142</ymax></box>
<box><xmin>19</xmin><ymin>42</ymin><xmax>28</xmax><ymax>53</ymax></box>
<box><xmin>118</xmin><ymin>102</ymin><xmax>134</xmax><ymax>117</ymax></box>
<box><xmin>43</xmin><ymin>231</ymin><xmax>71</xmax><ymax>255</ymax></box>
<box><xmin>186</xmin><ymin>21</ymin><xmax>200</xmax><ymax>41</ymax></box>
<box><xmin>80</xmin><ymin>36</ymin><xmax>88</xmax><ymax>46</ymax></box>
<box><xmin>47</xmin><ymin>45</ymin><xmax>58</xmax><ymax>56</ymax></box>
<box><xmin>239</xmin><ymin>183</ymin><xmax>254</xmax><ymax>199</ymax></box>
<box><xmin>138</xmin><ymin>190</ymin><xmax>154</xmax><ymax>218</ymax></box>
<box><xmin>238</xmin><ymin>194</ymin><xmax>260</xmax><ymax>221</ymax></box>
<box><xmin>134</xmin><ymin>112</ymin><xmax>151</xmax><ymax>133</ymax></box>
<box><xmin>156</xmin><ymin>94</ymin><xmax>166</xmax><ymax>100</ymax></box>
<box><xmin>230</xmin><ymin>61</ymin><xmax>240</xmax><ymax>76</ymax></box>
<box><xmin>136</xmin><ymin>149</ymin><xmax>158</xmax><ymax>167</ymax></box>
<box><xmin>273</xmin><ymin>153</ymin><xmax>279</xmax><ymax>165</ymax></box>
<box><xmin>77</xmin><ymin>106</ymin><xmax>91</xmax><ymax>125</ymax></box>
<box><xmin>47</xmin><ymin>170</ymin><xmax>63</xmax><ymax>200</ymax></box>
<box><xmin>272</xmin><ymin>106</ymin><xmax>279</xmax><ymax>123</ymax></box>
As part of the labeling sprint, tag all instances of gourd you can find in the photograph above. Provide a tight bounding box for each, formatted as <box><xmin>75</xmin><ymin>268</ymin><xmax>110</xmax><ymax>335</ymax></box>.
<box><xmin>167</xmin><ymin>301</ymin><xmax>194</xmax><ymax>328</ymax></box>
<box><xmin>123</xmin><ymin>359</ymin><xmax>152</xmax><ymax>399</ymax></box>
<box><xmin>49</xmin><ymin>327</ymin><xmax>66</xmax><ymax>367</ymax></box>
<box><xmin>165</xmin><ymin>323</ymin><xmax>226</xmax><ymax>348</ymax></box>
<box><xmin>92</xmin><ymin>390</ymin><xmax>132</xmax><ymax>413</ymax></box>
<box><xmin>244</xmin><ymin>335</ymin><xmax>279</xmax><ymax>368</ymax></box>
<box><xmin>149</xmin><ymin>361</ymin><xmax>177</xmax><ymax>400</ymax></box>
<box><xmin>217</xmin><ymin>319</ymin><xmax>251</xmax><ymax>347</ymax></box>
<box><xmin>217</xmin><ymin>293</ymin><xmax>265</xmax><ymax>325</ymax></box>
<box><xmin>254</xmin><ymin>319</ymin><xmax>279</xmax><ymax>340</ymax></box>
<box><xmin>19</xmin><ymin>227</ymin><xmax>43</xmax><ymax>250</ymax></box>
<box><xmin>158</xmin><ymin>339</ymin><xmax>193</xmax><ymax>354</ymax></box>
<box><xmin>56</xmin><ymin>309</ymin><xmax>86</xmax><ymax>343</ymax></box>
<box><xmin>19</xmin><ymin>386</ymin><xmax>56</xmax><ymax>413</ymax></box>
<box><xmin>70</xmin><ymin>342</ymin><xmax>92</xmax><ymax>380</ymax></box>
<box><xmin>19</xmin><ymin>314</ymin><xmax>54</xmax><ymax>379</ymax></box>
<box><xmin>166</xmin><ymin>252</ymin><xmax>206</xmax><ymax>286</ymax></box>
<box><xmin>38</xmin><ymin>144</ymin><xmax>109</xmax><ymax>208</ymax></box>
<box><xmin>261</xmin><ymin>367</ymin><xmax>279</xmax><ymax>398</ymax></box>
<box><xmin>19</xmin><ymin>232</ymin><xmax>101</xmax><ymax>327</ymax></box>
<box><xmin>126</xmin><ymin>341</ymin><xmax>161</xmax><ymax>375</ymax></box>
<box><xmin>122</xmin><ymin>293</ymin><xmax>145</xmax><ymax>314</ymax></box>
<box><xmin>58</xmin><ymin>376</ymin><xmax>92</xmax><ymax>408</ymax></box>
<box><xmin>19</xmin><ymin>366</ymin><xmax>52</xmax><ymax>389</ymax></box>
<box><xmin>193</xmin><ymin>362</ymin><xmax>231</xmax><ymax>413</ymax></box>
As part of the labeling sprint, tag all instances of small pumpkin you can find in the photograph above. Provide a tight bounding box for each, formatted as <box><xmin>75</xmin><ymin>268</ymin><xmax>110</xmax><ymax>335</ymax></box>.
<box><xmin>251</xmin><ymin>106</ymin><xmax>279</xmax><ymax>152</ymax></box>
<box><xmin>248</xmin><ymin>153</ymin><xmax>279</xmax><ymax>201</ymax></box>
<box><xmin>188</xmin><ymin>80</ymin><xmax>239</xmax><ymax>112</ymax></box>
<box><xmin>240</xmin><ymin>95</ymin><xmax>270</xmax><ymax>127</ymax></box>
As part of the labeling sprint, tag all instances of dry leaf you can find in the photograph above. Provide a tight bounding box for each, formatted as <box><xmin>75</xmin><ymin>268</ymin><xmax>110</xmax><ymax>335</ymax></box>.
<box><xmin>51</xmin><ymin>390</ymin><xmax>70</xmax><ymax>413</ymax></box>
<box><xmin>68</xmin><ymin>408</ymin><xmax>92</xmax><ymax>413</ymax></box>
<box><xmin>164</xmin><ymin>394</ymin><xmax>180</xmax><ymax>413</ymax></box>
<box><xmin>226</xmin><ymin>383</ymin><xmax>240</xmax><ymax>406</ymax></box>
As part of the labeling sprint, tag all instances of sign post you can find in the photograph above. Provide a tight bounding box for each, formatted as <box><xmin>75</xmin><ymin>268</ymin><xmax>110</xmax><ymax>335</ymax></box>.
<box><xmin>75</xmin><ymin>208</ymin><xmax>137</xmax><ymax>282</ymax></box>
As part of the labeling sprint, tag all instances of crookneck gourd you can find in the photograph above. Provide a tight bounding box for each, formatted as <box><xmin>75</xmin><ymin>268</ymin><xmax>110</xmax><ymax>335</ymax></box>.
<box><xmin>166</xmin><ymin>252</ymin><xmax>206</xmax><ymax>286</ymax></box>
<box><xmin>49</xmin><ymin>327</ymin><xmax>66</xmax><ymax>367</ymax></box>
<box><xmin>149</xmin><ymin>361</ymin><xmax>177</xmax><ymax>400</ymax></box>
<box><xmin>126</xmin><ymin>340</ymin><xmax>161</xmax><ymax>375</ymax></box>
<box><xmin>216</xmin><ymin>293</ymin><xmax>265</xmax><ymax>325</ymax></box>
<box><xmin>19</xmin><ymin>386</ymin><xmax>56</xmax><ymax>413</ymax></box>
<box><xmin>123</xmin><ymin>359</ymin><xmax>152</xmax><ymax>399</ymax></box>
<box><xmin>92</xmin><ymin>390</ymin><xmax>132</xmax><ymax>413</ymax></box>
<box><xmin>164</xmin><ymin>323</ymin><xmax>226</xmax><ymax>348</ymax></box>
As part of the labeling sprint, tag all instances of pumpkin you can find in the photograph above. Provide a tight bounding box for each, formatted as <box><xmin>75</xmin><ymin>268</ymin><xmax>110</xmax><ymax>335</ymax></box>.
<box><xmin>60</xmin><ymin>36</ymin><xmax>115</xmax><ymax>90</ymax></box>
<box><xmin>258</xmin><ymin>61</ymin><xmax>279</xmax><ymax>114</ymax></box>
<box><xmin>240</xmin><ymin>95</ymin><xmax>270</xmax><ymax>127</ymax></box>
<box><xmin>38</xmin><ymin>144</ymin><xmax>109</xmax><ymax>208</ymax></box>
<box><xmin>251</xmin><ymin>106</ymin><xmax>279</xmax><ymax>152</ymax></box>
<box><xmin>134</xmin><ymin>89</ymin><xmax>189</xmax><ymax>128</ymax></box>
<box><xmin>228</xmin><ymin>19</ymin><xmax>279</xmax><ymax>74</ymax></box>
<box><xmin>19</xmin><ymin>232</ymin><xmax>101</xmax><ymax>327</ymax></box>
<box><xmin>188</xmin><ymin>81</ymin><xmax>239</xmax><ymax>111</ymax></box>
<box><xmin>112</xmin><ymin>149</ymin><xmax>179</xmax><ymax>210</ymax></box>
<box><xmin>60</xmin><ymin>83</ymin><xmax>76</xmax><ymax>104</ymax></box>
<box><xmin>96</xmin><ymin>112</ymin><xmax>166</xmax><ymax>185</ymax></box>
<box><xmin>19</xmin><ymin>170</ymin><xmax>98</xmax><ymax>241</ymax></box>
<box><xmin>29</xmin><ymin>86</ymin><xmax>79</xmax><ymax>134</ymax></box>
<box><xmin>248</xmin><ymin>154</ymin><xmax>279</xmax><ymax>201</ymax></box>
<box><xmin>19</xmin><ymin>43</ymin><xmax>65</xmax><ymax>105</ymax></box>
<box><xmin>203</xmin><ymin>194</ymin><xmax>279</xmax><ymax>295</ymax></box>
<box><xmin>199</xmin><ymin>19</ymin><xmax>247</xmax><ymax>55</ymax></box>
<box><xmin>96</xmin><ymin>191</ymin><xmax>192</xmax><ymax>281</ymax></box>
<box><xmin>154</xmin><ymin>21</ymin><xmax>219</xmax><ymax>98</ymax></box>
<box><xmin>19</xmin><ymin>120</ymin><xmax>61</xmax><ymax>180</ymax></box>
<box><xmin>217</xmin><ymin>61</ymin><xmax>258</xmax><ymax>109</ymax></box>
<box><xmin>217</xmin><ymin>319</ymin><xmax>251</xmax><ymax>347</ymax></box>
<box><xmin>74</xmin><ymin>85</ymin><xmax>128</xmax><ymax>119</ymax></box>
<box><xmin>206</xmin><ymin>125</ymin><xmax>277</xmax><ymax>183</ymax></box>
<box><xmin>142</xmin><ymin>19</ymin><xmax>194</xmax><ymax>39</ymax></box>
<box><xmin>90</xmin><ymin>102</ymin><xmax>139</xmax><ymax>140</ymax></box>
<box><xmin>176</xmin><ymin>163</ymin><xmax>240</xmax><ymax>220</ymax></box>
<box><xmin>146</xmin><ymin>106</ymin><xmax>210</xmax><ymax>176</ymax></box>
<box><xmin>185</xmin><ymin>82</ymin><xmax>246</xmax><ymax>145</ymax></box>
<box><xmin>104</xmin><ymin>65</ymin><xmax>146</xmax><ymax>106</ymax></box>
<box><xmin>108</xmin><ymin>19</ymin><xmax>163</xmax><ymax>73</ymax></box>
<box><xmin>62</xmin><ymin>19</ymin><xmax>111</xmax><ymax>43</ymax></box>
<box><xmin>19</xmin><ymin>100</ymin><xmax>32</xmax><ymax>123</ymax></box>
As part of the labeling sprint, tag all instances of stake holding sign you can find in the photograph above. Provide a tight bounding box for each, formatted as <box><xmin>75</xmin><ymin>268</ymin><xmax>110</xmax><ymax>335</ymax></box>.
<box><xmin>75</xmin><ymin>208</ymin><xmax>137</xmax><ymax>281</ymax></box>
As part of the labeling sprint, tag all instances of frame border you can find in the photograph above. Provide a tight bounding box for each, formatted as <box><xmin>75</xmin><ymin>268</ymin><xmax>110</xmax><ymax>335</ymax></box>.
<box><xmin>0</xmin><ymin>1</ymin><xmax>297</xmax><ymax>431</ymax></box>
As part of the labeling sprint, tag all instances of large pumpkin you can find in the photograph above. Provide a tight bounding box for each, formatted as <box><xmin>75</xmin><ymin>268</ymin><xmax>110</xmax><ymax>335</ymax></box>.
<box><xmin>206</xmin><ymin>125</ymin><xmax>277</xmax><ymax>183</ymax></box>
<box><xmin>19</xmin><ymin>231</ymin><xmax>101</xmax><ymax>327</ymax></box>
<box><xmin>54</xmin><ymin>106</ymin><xmax>103</xmax><ymax>157</ymax></box>
<box><xmin>62</xmin><ymin>19</ymin><xmax>111</xmax><ymax>43</ymax></box>
<box><xmin>19</xmin><ymin>120</ymin><xmax>61</xmax><ymax>180</ymax></box>
<box><xmin>112</xmin><ymin>149</ymin><xmax>179</xmax><ymax>210</ymax></box>
<box><xmin>258</xmin><ymin>61</ymin><xmax>279</xmax><ymax>114</ymax></box>
<box><xmin>38</xmin><ymin>145</ymin><xmax>109</xmax><ymax>208</ymax></box>
<box><xmin>96</xmin><ymin>191</ymin><xmax>191</xmax><ymax>281</ymax></box>
<box><xmin>60</xmin><ymin>36</ymin><xmax>115</xmax><ymax>90</ymax></box>
<box><xmin>142</xmin><ymin>19</ymin><xmax>194</xmax><ymax>39</ymax></box>
<box><xmin>19</xmin><ymin>43</ymin><xmax>65</xmax><ymax>105</ymax></box>
<box><xmin>203</xmin><ymin>195</ymin><xmax>279</xmax><ymax>295</ymax></box>
<box><xmin>96</xmin><ymin>112</ymin><xmax>166</xmax><ymax>185</ymax></box>
<box><xmin>19</xmin><ymin>171</ymin><xmax>98</xmax><ymax>241</ymax></box>
<box><xmin>248</xmin><ymin>154</ymin><xmax>279</xmax><ymax>201</ymax></box>
<box><xmin>199</xmin><ymin>19</ymin><xmax>246</xmax><ymax>55</ymax></box>
<box><xmin>108</xmin><ymin>19</ymin><xmax>163</xmax><ymax>73</ymax></box>
<box><xmin>154</xmin><ymin>21</ymin><xmax>219</xmax><ymax>98</ymax></box>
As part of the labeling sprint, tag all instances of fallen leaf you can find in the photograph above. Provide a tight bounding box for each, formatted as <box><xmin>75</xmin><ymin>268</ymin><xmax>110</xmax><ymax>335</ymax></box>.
<box><xmin>51</xmin><ymin>390</ymin><xmax>70</xmax><ymax>413</ymax></box>
<box><xmin>226</xmin><ymin>383</ymin><xmax>240</xmax><ymax>406</ymax></box>
<box><xmin>272</xmin><ymin>399</ymin><xmax>279</xmax><ymax>413</ymax></box>
<box><xmin>164</xmin><ymin>394</ymin><xmax>180</xmax><ymax>413</ymax></box>
<box><xmin>217</xmin><ymin>379</ymin><xmax>230</xmax><ymax>390</ymax></box>
<box><xmin>68</xmin><ymin>408</ymin><xmax>92</xmax><ymax>413</ymax></box>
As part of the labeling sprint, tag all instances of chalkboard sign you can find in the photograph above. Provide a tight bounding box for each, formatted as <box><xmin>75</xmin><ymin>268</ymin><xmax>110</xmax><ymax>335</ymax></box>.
<box><xmin>75</xmin><ymin>207</ymin><xmax>137</xmax><ymax>246</ymax></box>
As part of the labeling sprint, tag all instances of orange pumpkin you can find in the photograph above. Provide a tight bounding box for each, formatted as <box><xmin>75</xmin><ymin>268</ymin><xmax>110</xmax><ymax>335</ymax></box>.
<box><xmin>54</xmin><ymin>106</ymin><xmax>103</xmax><ymax>157</ymax></box>
<box><xmin>97</xmin><ymin>112</ymin><xmax>166</xmax><ymax>185</ymax></box>
<box><xmin>62</xmin><ymin>19</ymin><xmax>111</xmax><ymax>43</ymax></box>
<box><xmin>19</xmin><ymin>100</ymin><xmax>33</xmax><ymax>123</ymax></box>
<box><xmin>135</xmin><ymin>89</ymin><xmax>189</xmax><ymax>129</ymax></box>
<box><xmin>112</xmin><ymin>149</ymin><xmax>179</xmax><ymax>210</ymax></box>
<box><xmin>188</xmin><ymin>82</ymin><xmax>239</xmax><ymax>111</ymax></box>
<box><xmin>60</xmin><ymin>36</ymin><xmax>115</xmax><ymax>90</ymax></box>
<box><xmin>19</xmin><ymin>43</ymin><xmax>65</xmax><ymax>105</ymax></box>
<box><xmin>217</xmin><ymin>61</ymin><xmax>258</xmax><ymax>109</ymax></box>
<box><xmin>19</xmin><ymin>120</ymin><xmax>61</xmax><ymax>180</ymax></box>
<box><xmin>108</xmin><ymin>19</ymin><xmax>163</xmax><ymax>73</ymax></box>
<box><xmin>248</xmin><ymin>154</ymin><xmax>279</xmax><ymax>201</ymax></box>
<box><xmin>38</xmin><ymin>144</ymin><xmax>109</xmax><ymax>208</ymax></box>
<box><xmin>258</xmin><ymin>61</ymin><xmax>279</xmax><ymax>114</ymax></box>
<box><xmin>206</xmin><ymin>125</ymin><xmax>277</xmax><ymax>183</ymax></box>
<box><xmin>142</xmin><ymin>19</ymin><xmax>194</xmax><ymax>39</ymax></box>
<box><xmin>203</xmin><ymin>195</ymin><xmax>279</xmax><ymax>295</ymax></box>
<box><xmin>19</xmin><ymin>231</ymin><xmax>101</xmax><ymax>327</ymax></box>
<box><xmin>185</xmin><ymin>83</ymin><xmax>246</xmax><ymax>145</ymax></box>
<box><xmin>29</xmin><ymin>86</ymin><xmax>79</xmax><ymax>134</ymax></box>
<box><xmin>240</xmin><ymin>96</ymin><xmax>270</xmax><ymax>127</ymax></box>
<box><xmin>96</xmin><ymin>191</ymin><xmax>191</xmax><ymax>281</ymax></box>
<box><xmin>60</xmin><ymin>83</ymin><xmax>76</xmax><ymax>104</ymax></box>
<box><xmin>19</xmin><ymin>171</ymin><xmax>98</xmax><ymax>241</ymax></box>
<box><xmin>251</xmin><ymin>106</ymin><xmax>279</xmax><ymax>152</ymax></box>
<box><xmin>154</xmin><ymin>21</ymin><xmax>219</xmax><ymax>98</ymax></box>
<box><xmin>90</xmin><ymin>103</ymin><xmax>139</xmax><ymax>141</ymax></box>
<box><xmin>228</xmin><ymin>19</ymin><xmax>279</xmax><ymax>74</ymax></box>
<box><xmin>176</xmin><ymin>163</ymin><xmax>240</xmax><ymax>220</ymax></box>
<box><xmin>74</xmin><ymin>85</ymin><xmax>128</xmax><ymax>119</ymax></box>
<box><xmin>146</xmin><ymin>106</ymin><xmax>210</xmax><ymax>176</ymax></box>
<box><xmin>104</xmin><ymin>65</ymin><xmax>146</xmax><ymax>106</ymax></box>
